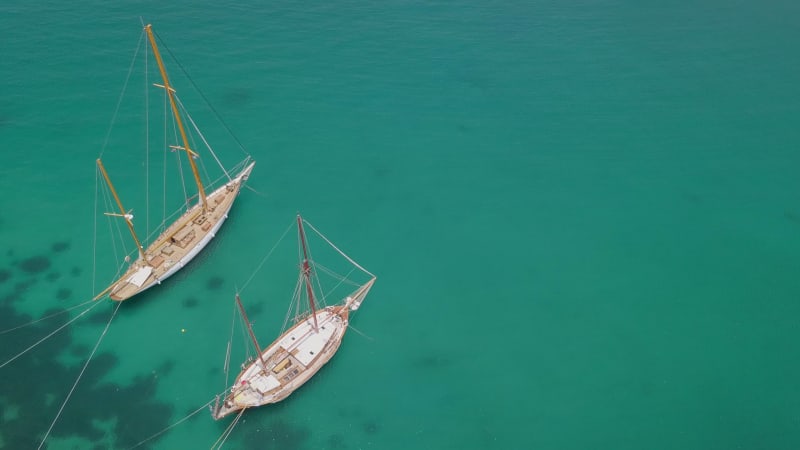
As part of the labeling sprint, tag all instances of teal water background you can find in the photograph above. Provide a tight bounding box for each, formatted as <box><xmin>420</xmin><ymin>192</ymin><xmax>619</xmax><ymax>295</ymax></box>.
<box><xmin>1</xmin><ymin>1</ymin><xmax>799</xmax><ymax>449</ymax></box>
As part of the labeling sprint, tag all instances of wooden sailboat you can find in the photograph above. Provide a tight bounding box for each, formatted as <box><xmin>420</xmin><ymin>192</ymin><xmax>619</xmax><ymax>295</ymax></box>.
<box><xmin>95</xmin><ymin>24</ymin><xmax>255</xmax><ymax>302</ymax></box>
<box><xmin>211</xmin><ymin>215</ymin><xmax>376</xmax><ymax>420</ymax></box>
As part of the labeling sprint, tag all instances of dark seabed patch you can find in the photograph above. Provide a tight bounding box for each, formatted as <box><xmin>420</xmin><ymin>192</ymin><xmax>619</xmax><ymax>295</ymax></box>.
<box><xmin>327</xmin><ymin>433</ymin><xmax>347</xmax><ymax>449</ymax></box>
<box><xmin>221</xmin><ymin>87</ymin><xmax>252</xmax><ymax>108</ymax></box>
<box><xmin>18</xmin><ymin>255</ymin><xmax>51</xmax><ymax>274</ymax></box>
<box><xmin>87</xmin><ymin>306</ymin><xmax>114</xmax><ymax>325</ymax></box>
<box><xmin>362</xmin><ymin>420</ymin><xmax>379</xmax><ymax>435</ymax></box>
<box><xmin>51</xmin><ymin>241</ymin><xmax>70</xmax><ymax>253</ymax></box>
<box><xmin>207</xmin><ymin>276</ymin><xmax>224</xmax><ymax>291</ymax></box>
<box><xmin>46</xmin><ymin>272</ymin><xmax>61</xmax><ymax>282</ymax></box>
<box><xmin>183</xmin><ymin>297</ymin><xmax>199</xmax><ymax>308</ymax></box>
<box><xmin>681</xmin><ymin>192</ymin><xmax>702</xmax><ymax>204</ymax></box>
<box><xmin>1</xmin><ymin>290</ymin><xmax>22</xmax><ymax>305</ymax></box>
<box><xmin>56</xmin><ymin>288</ymin><xmax>72</xmax><ymax>300</ymax></box>
<box><xmin>70</xmin><ymin>343</ymin><xmax>90</xmax><ymax>357</ymax></box>
<box><xmin>244</xmin><ymin>301</ymin><xmax>264</xmax><ymax>318</ymax></box>
<box><xmin>412</xmin><ymin>353</ymin><xmax>452</xmax><ymax>370</ymax></box>
<box><xmin>784</xmin><ymin>211</ymin><xmax>799</xmax><ymax>224</ymax></box>
<box><xmin>14</xmin><ymin>279</ymin><xmax>37</xmax><ymax>294</ymax></box>
<box><xmin>0</xmin><ymin>299</ymin><xmax>173</xmax><ymax>450</ymax></box>
<box><xmin>0</xmin><ymin>269</ymin><xmax>11</xmax><ymax>283</ymax></box>
<box><xmin>372</xmin><ymin>165</ymin><xmax>391</xmax><ymax>179</ymax></box>
<box><xmin>241</xmin><ymin>418</ymin><xmax>310</xmax><ymax>450</ymax></box>
<box><xmin>156</xmin><ymin>359</ymin><xmax>175</xmax><ymax>376</ymax></box>
<box><xmin>337</xmin><ymin>405</ymin><xmax>362</xmax><ymax>418</ymax></box>
<box><xmin>70</xmin><ymin>266</ymin><xmax>82</xmax><ymax>277</ymax></box>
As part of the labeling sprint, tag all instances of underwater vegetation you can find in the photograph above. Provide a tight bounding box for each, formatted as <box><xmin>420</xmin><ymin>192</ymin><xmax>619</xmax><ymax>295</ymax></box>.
<box><xmin>0</xmin><ymin>241</ymin><xmax>173</xmax><ymax>449</ymax></box>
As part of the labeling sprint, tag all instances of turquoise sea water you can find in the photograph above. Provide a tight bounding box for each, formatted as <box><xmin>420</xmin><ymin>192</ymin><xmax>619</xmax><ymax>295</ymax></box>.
<box><xmin>1</xmin><ymin>1</ymin><xmax>799</xmax><ymax>449</ymax></box>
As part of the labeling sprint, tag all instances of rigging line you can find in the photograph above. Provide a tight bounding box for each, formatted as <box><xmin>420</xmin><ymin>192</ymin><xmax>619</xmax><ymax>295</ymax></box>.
<box><xmin>126</xmin><ymin>398</ymin><xmax>216</xmax><ymax>450</ymax></box>
<box><xmin>99</xmin><ymin>173</ymin><xmax>128</xmax><ymax>266</ymax></box>
<box><xmin>210</xmin><ymin>407</ymin><xmax>247</xmax><ymax>450</ymax></box>
<box><xmin>315</xmin><ymin>262</ymin><xmax>359</xmax><ymax>286</ymax></box>
<box><xmin>282</xmin><ymin>277</ymin><xmax>305</xmax><ymax>332</ymax></box>
<box><xmin>175</xmin><ymin>95</ymin><xmax>232</xmax><ymax>181</ymax></box>
<box><xmin>243</xmin><ymin>184</ymin><xmax>269</xmax><ymax>198</ymax></box>
<box><xmin>302</xmin><ymin>219</ymin><xmax>375</xmax><ymax>278</ymax></box>
<box><xmin>162</xmin><ymin>88</ymin><xmax>168</xmax><ymax>231</ymax></box>
<box><xmin>315</xmin><ymin>266</ymin><xmax>357</xmax><ymax>308</ymax></box>
<box><xmin>169</xmin><ymin>95</ymin><xmax>191</xmax><ymax>210</ymax></box>
<box><xmin>145</xmin><ymin>29</ymin><xmax>150</xmax><ymax>244</ymax></box>
<box><xmin>0</xmin><ymin>300</ymin><xmax>102</xmax><ymax>369</ymax></box>
<box><xmin>347</xmin><ymin>323</ymin><xmax>375</xmax><ymax>341</ymax></box>
<box><xmin>151</xmin><ymin>28</ymin><xmax>251</xmax><ymax>158</ymax></box>
<box><xmin>99</xmin><ymin>31</ymin><xmax>145</xmax><ymax>159</ymax></box>
<box><xmin>224</xmin><ymin>295</ymin><xmax>238</xmax><ymax>387</ymax></box>
<box><xmin>93</xmin><ymin>163</ymin><xmax>99</xmax><ymax>296</ymax></box>
<box><xmin>239</xmin><ymin>219</ymin><xmax>296</xmax><ymax>293</ymax></box>
<box><xmin>0</xmin><ymin>298</ymin><xmax>96</xmax><ymax>335</ymax></box>
<box><xmin>37</xmin><ymin>301</ymin><xmax>122</xmax><ymax>450</ymax></box>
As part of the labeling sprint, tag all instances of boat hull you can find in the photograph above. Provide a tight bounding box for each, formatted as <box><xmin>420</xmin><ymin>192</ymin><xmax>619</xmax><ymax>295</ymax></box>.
<box><xmin>107</xmin><ymin>161</ymin><xmax>255</xmax><ymax>301</ymax></box>
<box><xmin>212</xmin><ymin>305</ymin><xmax>350</xmax><ymax>419</ymax></box>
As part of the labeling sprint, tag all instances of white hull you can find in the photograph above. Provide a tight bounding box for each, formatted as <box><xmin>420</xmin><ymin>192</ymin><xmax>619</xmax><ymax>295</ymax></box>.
<box><xmin>106</xmin><ymin>161</ymin><xmax>255</xmax><ymax>301</ymax></box>
<box><xmin>213</xmin><ymin>306</ymin><xmax>350</xmax><ymax>419</ymax></box>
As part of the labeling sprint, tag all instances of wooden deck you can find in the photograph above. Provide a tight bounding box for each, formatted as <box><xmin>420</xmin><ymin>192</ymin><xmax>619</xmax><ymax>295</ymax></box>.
<box><xmin>107</xmin><ymin>162</ymin><xmax>254</xmax><ymax>301</ymax></box>
<box><xmin>213</xmin><ymin>306</ymin><xmax>351</xmax><ymax>419</ymax></box>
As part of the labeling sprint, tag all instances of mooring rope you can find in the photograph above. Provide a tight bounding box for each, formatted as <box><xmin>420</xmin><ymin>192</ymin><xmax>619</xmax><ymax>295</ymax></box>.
<box><xmin>37</xmin><ymin>300</ymin><xmax>122</xmax><ymax>449</ymax></box>
<box><xmin>244</xmin><ymin>184</ymin><xmax>269</xmax><ymax>198</ymax></box>
<box><xmin>0</xmin><ymin>298</ymin><xmax>96</xmax><ymax>335</ymax></box>
<box><xmin>239</xmin><ymin>219</ymin><xmax>295</xmax><ymax>293</ymax></box>
<box><xmin>0</xmin><ymin>300</ymin><xmax>103</xmax><ymax>369</ymax></box>
<box><xmin>347</xmin><ymin>323</ymin><xmax>375</xmax><ymax>341</ymax></box>
<box><xmin>210</xmin><ymin>407</ymin><xmax>246</xmax><ymax>450</ymax></box>
<box><xmin>302</xmin><ymin>219</ymin><xmax>375</xmax><ymax>278</ymax></box>
<box><xmin>126</xmin><ymin>398</ymin><xmax>216</xmax><ymax>450</ymax></box>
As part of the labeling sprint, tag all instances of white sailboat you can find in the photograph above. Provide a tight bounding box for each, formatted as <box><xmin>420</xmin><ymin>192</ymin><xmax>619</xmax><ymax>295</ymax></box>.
<box><xmin>95</xmin><ymin>24</ymin><xmax>255</xmax><ymax>302</ymax></box>
<box><xmin>211</xmin><ymin>215</ymin><xmax>376</xmax><ymax>420</ymax></box>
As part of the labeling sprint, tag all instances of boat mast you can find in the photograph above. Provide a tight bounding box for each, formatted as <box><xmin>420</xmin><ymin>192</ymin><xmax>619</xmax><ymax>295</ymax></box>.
<box><xmin>96</xmin><ymin>159</ymin><xmax>147</xmax><ymax>262</ymax></box>
<box><xmin>297</xmin><ymin>215</ymin><xmax>319</xmax><ymax>332</ymax></box>
<box><xmin>143</xmin><ymin>24</ymin><xmax>208</xmax><ymax>211</ymax></box>
<box><xmin>236</xmin><ymin>294</ymin><xmax>267</xmax><ymax>368</ymax></box>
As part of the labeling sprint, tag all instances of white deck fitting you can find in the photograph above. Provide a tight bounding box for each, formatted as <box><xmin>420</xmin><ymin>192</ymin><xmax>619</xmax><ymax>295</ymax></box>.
<box><xmin>126</xmin><ymin>266</ymin><xmax>153</xmax><ymax>287</ymax></box>
<box><xmin>252</xmin><ymin>375</ymin><xmax>280</xmax><ymax>393</ymax></box>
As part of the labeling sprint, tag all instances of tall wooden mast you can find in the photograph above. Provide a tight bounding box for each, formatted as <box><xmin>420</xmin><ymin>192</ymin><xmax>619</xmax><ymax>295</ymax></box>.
<box><xmin>144</xmin><ymin>24</ymin><xmax>207</xmax><ymax>211</ymax></box>
<box><xmin>236</xmin><ymin>294</ymin><xmax>267</xmax><ymax>368</ymax></box>
<box><xmin>96</xmin><ymin>159</ymin><xmax>147</xmax><ymax>262</ymax></box>
<box><xmin>297</xmin><ymin>215</ymin><xmax>319</xmax><ymax>332</ymax></box>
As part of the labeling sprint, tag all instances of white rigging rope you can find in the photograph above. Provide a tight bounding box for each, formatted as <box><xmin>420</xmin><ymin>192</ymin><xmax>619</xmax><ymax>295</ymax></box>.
<box><xmin>210</xmin><ymin>407</ymin><xmax>247</xmax><ymax>450</ymax></box>
<box><xmin>37</xmin><ymin>301</ymin><xmax>122</xmax><ymax>449</ymax></box>
<box><xmin>302</xmin><ymin>219</ymin><xmax>375</xmax><ymax>278</ymax></box>
<box><xmin>0</xmin><ymin>298</ymin><xmax>96</xmax><ymax>335</ymax></box>
<box><xmin>169</xmin><ymin>96</ymin><xmax>191</xmax><ymax>210</ymax></box>
<box><xmin>93</xmin><ymin>163</ymin><xmax>99</xmax><ymax>296</ymax></box>
<box><xmin>223</xmin><ymin>295</ymin><xmax>238</xmax><ymax>388</ymax></box>
<box><xmin>239</xmin><ymin>219</ymin><xmax>295</xmax><ymax>293</ymax></box>
<box><xmin>126</xmin><ymin>398</ymin><xmax>216</xmax><ymax>450</ymax></box>
<box><xmin>162</xmin><ymin>89</ymin><xmax>168</xmax><ymax>232</ymax></box>
<box><xmin>175</xmin><ymin>95</ymin><xmax>232</xmax><ymax>181</ymax></box>
<box><xmin>0</xmin><ymin>300</ymin><xmax>103</xmax><ymax>369</ymax></box>
<box><xmin>282</xmin><ymin>276</ymin><xmax>305</xmax><ymax>332</ymax></box>
<box><xmin>144</xmin><ymin>35</ymin><xmax>151</xmax><ymax>244</ymax></box>
<box><xmin>98</xmin><ymin>31</ymin><xmax>145</xmax><ymax>159</ymax></box>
